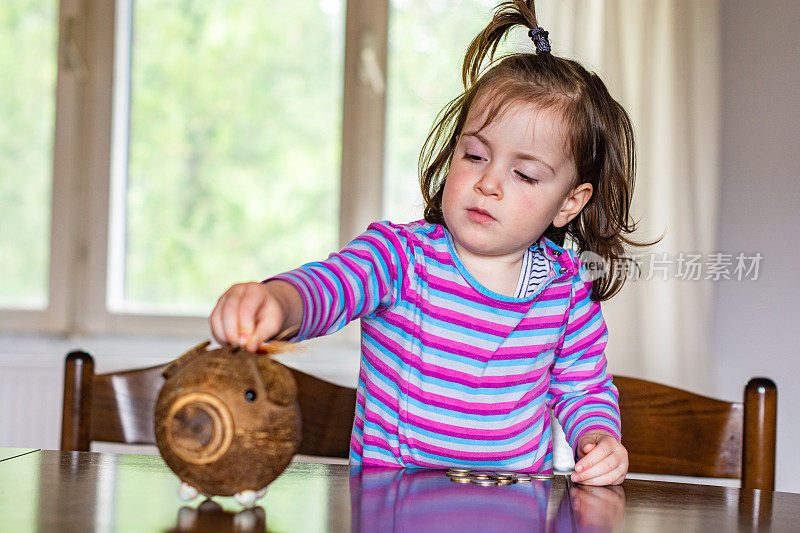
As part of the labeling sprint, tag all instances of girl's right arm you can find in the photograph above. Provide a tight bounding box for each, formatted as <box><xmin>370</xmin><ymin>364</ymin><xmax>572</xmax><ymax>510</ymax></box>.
<box><xmin>209</xmin><ymin>279</ymin><xmax>303</xmax><ymax>352</ymax></box>
<box><xmin>211</xmin><ymin>221</ymin><xmax>407</xmax><ymax>352</ymax></box>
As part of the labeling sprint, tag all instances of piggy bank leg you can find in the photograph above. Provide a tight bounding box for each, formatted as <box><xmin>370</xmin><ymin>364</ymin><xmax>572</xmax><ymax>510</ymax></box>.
<box><xmin>234</xmin><ymin>489</ymin><xmax>258</xmax><ymax>508</ymax></box>
<box><xmin>178</xmin><ymin>482</ymin><xmax>200</xmax><ymax>501</ymax></box>
<box><xmin>177</xmin><ymin>506</ymin><xmax>198</xmax><ymax>529</ymax></box>
<box><xmin>233</xmin><ymin>507</ymin><xmax>266</xmax><ymax>531</ymax></box>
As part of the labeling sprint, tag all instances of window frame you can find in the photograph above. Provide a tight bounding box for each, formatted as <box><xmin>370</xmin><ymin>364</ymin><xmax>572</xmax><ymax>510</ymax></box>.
<box><xmin>0</xmin><ymin>0</ymin><xmax>389</xmax><ymax>337</ymax></box>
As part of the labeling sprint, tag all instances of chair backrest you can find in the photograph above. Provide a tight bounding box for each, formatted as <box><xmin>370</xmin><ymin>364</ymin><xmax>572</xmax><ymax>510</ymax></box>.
<box><xmin>615</xmin><ymin>375</ymin><xmax>777</xmax><ymax>490</ymax></box>
<box><xmin>61</xmin><ymin>351</ymin><xmax>357</xmax><ymax>458</ymax></box>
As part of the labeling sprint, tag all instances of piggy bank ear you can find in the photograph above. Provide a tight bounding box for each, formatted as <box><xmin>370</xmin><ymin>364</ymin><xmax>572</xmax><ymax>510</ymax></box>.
<box><xmin>163</xmin><ymin>341</ymin><xmax>212</xmax><ymax>379</ymax></box>
<box><xmin>256</xmin><ymin>358</ymin><xmax>298</xmax><ymax>407</ymax></box>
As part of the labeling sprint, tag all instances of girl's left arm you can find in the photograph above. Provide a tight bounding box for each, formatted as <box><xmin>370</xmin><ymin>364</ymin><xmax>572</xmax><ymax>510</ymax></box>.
<box><xmin>548</xmin><ymin>260</ymin><xmax>627</xmax><ymax>485</ymax></box>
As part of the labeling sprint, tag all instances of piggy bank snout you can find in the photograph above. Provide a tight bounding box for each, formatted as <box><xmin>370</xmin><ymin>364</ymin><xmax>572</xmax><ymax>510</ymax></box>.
<box><xmin>165</xmin><ymin>392</ymin><xmax>234</xmax><ymax>465</ymax></box>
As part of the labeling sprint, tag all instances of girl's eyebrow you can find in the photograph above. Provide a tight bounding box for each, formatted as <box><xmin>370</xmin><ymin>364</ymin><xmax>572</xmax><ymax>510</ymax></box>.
<box><xmin>463</xmin><ymin>131</ymin><xmax>556</xmax><ymax>175</ymax></box>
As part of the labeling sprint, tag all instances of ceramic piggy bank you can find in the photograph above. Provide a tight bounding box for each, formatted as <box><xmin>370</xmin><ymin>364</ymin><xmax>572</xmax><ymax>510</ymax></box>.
<box><xmin>154</xmin><ymin>341</ymin><xmax>301</xmax><ymax>506</ymax></box>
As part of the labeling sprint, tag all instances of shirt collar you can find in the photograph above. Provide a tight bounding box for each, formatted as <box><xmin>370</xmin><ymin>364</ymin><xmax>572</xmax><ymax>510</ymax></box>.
<box><xmin>539</xmin><ymin>236</ymin><xmax>578</xmax><ymax>277</ymax></box>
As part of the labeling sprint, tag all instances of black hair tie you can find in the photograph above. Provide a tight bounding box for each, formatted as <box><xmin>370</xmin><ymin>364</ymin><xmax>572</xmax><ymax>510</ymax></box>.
<box><xmin>528</xmin><ymin>26</ymin><xmax>551</xmax><ymax>54</ymax></box>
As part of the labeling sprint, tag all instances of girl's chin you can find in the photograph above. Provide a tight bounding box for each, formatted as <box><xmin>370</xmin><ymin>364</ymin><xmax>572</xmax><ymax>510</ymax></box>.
<box><xmin>453</xmin><ymin>236</ymin><xmax>513</xmax><ymax>258</ymax></box>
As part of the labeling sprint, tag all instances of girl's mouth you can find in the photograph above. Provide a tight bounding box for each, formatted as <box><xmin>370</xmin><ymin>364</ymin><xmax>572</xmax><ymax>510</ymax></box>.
<box><xmin>467</xmin><ymin>208</ymin><xmax>495</xmax><ymax>223</ymax></box>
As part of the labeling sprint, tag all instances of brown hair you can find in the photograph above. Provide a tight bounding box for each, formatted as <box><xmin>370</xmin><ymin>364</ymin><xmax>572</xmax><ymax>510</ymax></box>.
<box><xmin>419</xmin><ymin>0</ymin><xmax>655</xmax><ymax>301</ymax></box>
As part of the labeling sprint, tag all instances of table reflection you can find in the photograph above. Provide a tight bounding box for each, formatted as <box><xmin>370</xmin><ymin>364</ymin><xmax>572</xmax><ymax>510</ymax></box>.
<box><xmin>738</xmin><ymin>488</ymin><xmax>773</xmax><ymax>530</ymax></box>
<box><xmin>170</xmin><ymin>499</ymin><xmax>266</xmax><ymax>533</ymax></box>
<box><xmin>350</xmin><ymin>468</ymin><xmax>592</xmax><ymax>532</ymax></box>
<box><xmin>568</xmin><ymin>485</ymin><xmax>626</xmax><ymax>533</ymax></box>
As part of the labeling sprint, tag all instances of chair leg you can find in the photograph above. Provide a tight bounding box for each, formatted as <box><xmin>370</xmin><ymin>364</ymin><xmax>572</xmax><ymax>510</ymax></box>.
<box><xmin>742</xmin><ymin>378</ymin><xmax>777</xmax><ymax>491</ymax></box>
<box><xmin>61</xmin><ymin>351</ymin><xmax>95</xmax><ymax>451</ymax></box>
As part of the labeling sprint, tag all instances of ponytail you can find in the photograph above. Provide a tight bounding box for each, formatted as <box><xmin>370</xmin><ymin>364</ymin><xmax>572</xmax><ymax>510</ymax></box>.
<box><xmin>461</xmin><ymin>1</ymin><xmax>541</xmax><ymax>89</ymax></box>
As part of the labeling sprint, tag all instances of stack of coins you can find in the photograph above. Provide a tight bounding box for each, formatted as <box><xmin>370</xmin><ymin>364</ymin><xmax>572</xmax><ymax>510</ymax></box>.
<box><xmin>446</xmin><ymin>468</ymin><xmax>473</xmax><ymax>484</ymax></box>
<box><xmin>492</xmin><ymin>472</ymin><xmax>517</xmax><ymax>485</ymax></box>
<box><xmin>469</xmin><ymin>471</ymin><xmax>494</xmax><ymax>480</ymax></box>
<box><xmin>445</xmin><ymin>468</ymin><xmax>555</xmax><ymax>485</ymax></box>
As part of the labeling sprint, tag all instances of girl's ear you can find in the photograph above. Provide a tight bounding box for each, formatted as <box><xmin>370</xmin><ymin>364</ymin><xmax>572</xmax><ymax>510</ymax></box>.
<box><xmin>553</xmin><ymin>183</ymin><xmax>593</xmax><ymax>228</ymax></box>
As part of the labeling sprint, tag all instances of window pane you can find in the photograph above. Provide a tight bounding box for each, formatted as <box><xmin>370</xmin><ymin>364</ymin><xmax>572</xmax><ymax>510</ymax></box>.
<box><xmin>384</xmin><ymin>0</ymin><xmax>496</xmax><ymax>223</ymax></box>
<box><xmin>0</xmin><ymin>0</ymin><xmax>57</xmax><ymax>309</ymax></box>
<box><xmin>110</xmin><ymin>0</ymin><xmax>344</xmax><ymax>314</ymax></box>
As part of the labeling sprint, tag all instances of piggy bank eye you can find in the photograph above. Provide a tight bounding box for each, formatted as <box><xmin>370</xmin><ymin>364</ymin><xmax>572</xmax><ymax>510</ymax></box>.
<box><xmin>244</xmin><ymin>389</ymin><xmax>257</xmax><ymax>402</ymax></box>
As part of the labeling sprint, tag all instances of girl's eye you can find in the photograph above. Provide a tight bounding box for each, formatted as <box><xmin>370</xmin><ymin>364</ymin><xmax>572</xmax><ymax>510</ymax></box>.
<box><xmin>516</xmin><ymin>171</ymin><xmax>538</xmax><ymax>184</ymax></box>
<box><xmin>464</xmin><ymin>152</ymin><xmax>483</xmax><ymax>161</ymax></box>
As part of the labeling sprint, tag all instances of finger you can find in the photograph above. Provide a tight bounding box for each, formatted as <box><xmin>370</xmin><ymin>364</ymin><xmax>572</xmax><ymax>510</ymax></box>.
<box><xmin>237</xmin><ymin>283</ymin><xmax>267</xmax><ymax>345</ymax></box>
<box><xmin>575</xmin><ymin>447</ymin><xmax>612</xmax><ymax>478</ymax></box>
<box><xmin>574</xmin><ymin>439</ymin><xmax>612</xmax><ymax>473</ymax></box>
<box><xmin>247</xmin><ymin>305</ymin><xmax>284</xmax><ymax>352</ymax></box>
<box><xmin>609</xmin><ymin>469</ymin><xmax>627</xmax><ymax>486</ymax></box>
<box><xmin>575</xmin><ymin>451</ymin><xmax>619</xmax><ymax>481</ymax></box>
<box><xmin>210</xmin><ymin>293</ymin><xmax>228</xmax><ymax>345</ymax></box>
<box><xmin>575</xmin><ymin>432</ymin><xmax>603</xmax><ymax>458</ymax></box>
<box><xmin>576</xmin><ymin>465</ymin><xmax>627</xmax><ymax>487</ymax></box>
<box><xmin>220</xmin><ymin>284</ymin><xmax>247</xmax><ymax>346</ymax></box>
<box><xmin>573</xmin><ymin>455</ymin><xmax>621</xmax><ymax>484</ymax></box>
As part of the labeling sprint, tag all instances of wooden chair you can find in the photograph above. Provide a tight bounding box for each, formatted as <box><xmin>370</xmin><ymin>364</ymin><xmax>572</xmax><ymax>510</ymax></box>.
<box><xmin>61</xmin><ymin>350</ymin><xmax>357</xmax><ymax>458</ymax></box>
<box><xmin>616</xmin><ymin>376</ymin><xmax>777</xmax><ymax>490</ymax></box>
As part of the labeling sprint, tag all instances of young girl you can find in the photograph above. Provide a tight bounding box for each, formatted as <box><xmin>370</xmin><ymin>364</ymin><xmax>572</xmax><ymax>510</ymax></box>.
<box><xmin>211</xmin><ymin>0</ymin><xmax>641</xmax><ymax>486</ymax></box>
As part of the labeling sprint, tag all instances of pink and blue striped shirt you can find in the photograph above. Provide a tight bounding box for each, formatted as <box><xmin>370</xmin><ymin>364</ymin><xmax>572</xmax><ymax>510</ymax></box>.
<box><xmin>274</xmin><ymin>220</ymin><xmax>620</xmax><ymax>471</ymax></box>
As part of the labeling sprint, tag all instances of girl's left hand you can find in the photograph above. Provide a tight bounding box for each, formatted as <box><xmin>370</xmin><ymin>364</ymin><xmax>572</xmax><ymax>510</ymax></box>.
<box><xmin>571</xmin><ymin>430</ymin><xmax>628</xmax><ymax>486</ymax></box>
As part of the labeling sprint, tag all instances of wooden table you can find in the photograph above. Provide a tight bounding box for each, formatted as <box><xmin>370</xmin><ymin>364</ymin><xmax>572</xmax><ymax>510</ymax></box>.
<box><xmin>0</xmin><ymin>449</ymin><xmax>797</xmax><ymax>532</ymax></box>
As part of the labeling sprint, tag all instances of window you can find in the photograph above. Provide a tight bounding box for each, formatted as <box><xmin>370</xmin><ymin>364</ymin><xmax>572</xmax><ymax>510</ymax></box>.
<box><xmin>0</xmin><ymin>0</ymin><xmax>58</xmax><ymax>310</ymax></box>
<box><xmin>0</xmin><ymin>0</ymin><xmax>506</xmax><ymax>336</ymax></box>
<box><xmin>109</xmin><ymin>0</ymin><xmax>344</xmax><ymax>315</ymax></box>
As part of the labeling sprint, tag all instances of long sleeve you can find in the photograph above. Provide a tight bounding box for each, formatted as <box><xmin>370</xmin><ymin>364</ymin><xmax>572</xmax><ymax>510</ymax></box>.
<box><xmin>270</xmin><ymin>221</ymin><xmax>408</xmax><ymax>341</ymax></box>
<box><xmin>547</xmin><ymin>258</ymin><xmax>621</xmax><ymax>453</ymax></box>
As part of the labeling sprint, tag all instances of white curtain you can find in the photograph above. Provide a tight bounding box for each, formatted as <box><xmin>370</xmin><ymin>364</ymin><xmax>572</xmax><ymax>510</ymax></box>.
<box><xmin>538</xmin><ymin>0</ymin><xmax>721</xmax><ymax>394</ymax></box>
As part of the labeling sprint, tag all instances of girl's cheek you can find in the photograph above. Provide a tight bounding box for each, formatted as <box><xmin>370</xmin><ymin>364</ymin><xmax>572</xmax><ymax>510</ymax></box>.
<box><xmin>441</xmin><ymin>177</ymin><xmax>459</xmax><ymax>220</ymax></box>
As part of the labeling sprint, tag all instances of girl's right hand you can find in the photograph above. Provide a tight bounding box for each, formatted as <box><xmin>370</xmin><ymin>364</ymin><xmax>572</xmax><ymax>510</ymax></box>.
<box><xmin>209</xmin><ymin>280</ymin><xmax>301</xmax><ymax>352</ymax></box>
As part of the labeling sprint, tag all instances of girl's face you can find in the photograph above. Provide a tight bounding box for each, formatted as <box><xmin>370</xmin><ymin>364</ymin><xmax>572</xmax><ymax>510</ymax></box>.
<box><xmin>442</xmin><ymin>99</ymin><xmax>592</xmax><ymax>262</ymax></box>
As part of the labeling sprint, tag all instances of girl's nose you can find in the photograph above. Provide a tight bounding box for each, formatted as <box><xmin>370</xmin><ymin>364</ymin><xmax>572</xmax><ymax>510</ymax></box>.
<box><xmin>474</xmin><ymin>166</ymin><xmax>503</xmax><ymax>198</ymax></box>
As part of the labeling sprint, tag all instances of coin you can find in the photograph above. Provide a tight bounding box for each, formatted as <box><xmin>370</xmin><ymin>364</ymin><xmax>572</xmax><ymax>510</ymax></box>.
<box><xmin>514</xmin><ymin>474</ymin><xmax>532</xmax><ymax>482</ymax></box>
<box><xmin>496</xmin><ymin>478</ymin><xmax>517</xmax><ymax>485</ymax></box>
<box><xmin>492</xmin><ymin>472</ymin><xmax>516</xmax><ymax>481</ymax></box>
<box><xmin>447</xmin><ymin>468</ymin><xmax>472</xmax><ymax>474</ymax></box>
<box><xmin>471</xmin><ymin>479</ymin><xmax>499</xmax><ymax>486</ymax></box>
<box><xmin>450</xmin><ymin>476</ymin><xmax>473</xmax><ymax>483</ymax></box>
<box><xmin>529</xmin><ymin>474</ymin><xmax>555</xmax><ymax>480</ymax></box>
<box><xmin>469</xmin><ymin>471</ymin><xmax>494</xmax><ymax>480</ymax></box>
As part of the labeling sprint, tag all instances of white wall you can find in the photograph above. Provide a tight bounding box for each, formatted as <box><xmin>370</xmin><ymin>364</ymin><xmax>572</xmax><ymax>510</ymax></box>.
<box><xmin>713</xmin><ymin>0</ymin><xmax>800</xmax><ymax>493</ymax></box>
